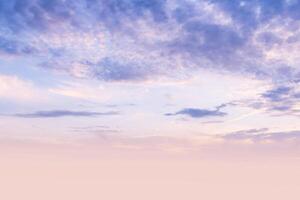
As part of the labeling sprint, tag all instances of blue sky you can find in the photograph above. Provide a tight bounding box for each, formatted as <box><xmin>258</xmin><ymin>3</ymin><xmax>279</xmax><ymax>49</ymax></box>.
<box><xmin>1</xmin><ymin>0</ymin><xmax>300</xmax><ymax>145</ymax></box>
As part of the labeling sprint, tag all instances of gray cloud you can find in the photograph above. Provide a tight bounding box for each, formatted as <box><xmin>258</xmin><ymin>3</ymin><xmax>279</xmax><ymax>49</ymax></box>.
<box><xmin>262</xmin><ymin>86</ymin><xmax>292</xmax><ymax>102</ymax></box>
<box><xmin>0</xmin><ymin>0</ymin><xmax>168</xmax><ymax>33</ymax></box>
<box><xmin>261</xmin><ymin>84</ymin><xmax>300</xmax><ymax>115</ymax></box>
<box><xmin>91</xmin><ymin>57</ymin><xmax>156</xmax><ymax>81</ymax></box>
<box><xmin>230</xmin><ymin>82</ymin><xmax>300</xmax><ymax>116</ymax></box>
<box><xmin>1</xmin><ymin>0</ymin><xmax>300</xmax><ymax>84</ymax></box>
<box><xmin>14</xmin><ymin>110</ymin><xmax>119</xmax><ymax>118</ymax></box>
<box><xmin>0</xmin><ymin>36</ymin><xmax>36</xmax><ymax>55</ymax></box>
<box><xmin>166</xmin><ymin>106</ymin><xmax>227</xmax><ymax>118</ymax></box>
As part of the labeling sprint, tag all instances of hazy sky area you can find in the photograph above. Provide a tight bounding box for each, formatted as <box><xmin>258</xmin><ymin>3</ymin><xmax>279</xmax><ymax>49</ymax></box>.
<box><xmin>0</xmin><ymin>0</ymin><xmax>300</xmax><ymax>199</ymax></box>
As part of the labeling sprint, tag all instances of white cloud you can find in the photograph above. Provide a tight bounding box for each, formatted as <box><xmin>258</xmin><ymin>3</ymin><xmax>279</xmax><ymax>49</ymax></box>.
<box><xmin>49</xmin><ymin>81</ymin><xmax>109</xmax><ymax>101</ymax></box>
<box><xmin>0</xmin><ymin>74</ymin><xmax>45</xmax><ymax>102</ymax></box>
<box><xmin>254</xmin><ymin>17</ymin><xmax>300</xmax><ymax>67</ymax></box>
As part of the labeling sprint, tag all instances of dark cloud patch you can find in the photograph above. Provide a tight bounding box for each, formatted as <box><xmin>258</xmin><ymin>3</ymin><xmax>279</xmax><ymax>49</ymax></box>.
<box><xmin>165</xmin><ymin>103</ymin><xmax>234</xmax><ymax>118</ymax></box>
<box><xmin>293</xmin><ymin>92</ymin><xmax>300</xmax><ymax>98</ymax></box>
<box><xmin>169</xmin><ymin>21</ymin><xmax>246</xmax><ymax>64</ymax></box>
<box><xmin>0</xmin><ymin>36</ymin><xmax>35</xmax><ymax>55</ymax></box>
<box><xmin>256</xmin><ymin>32</ymin><xmax>282</xmax><ymax>48</ymax></box>
<box><xmin>272</xmin><ymin>105</ymin><xmax>292</xmax><ymax>112</ymax></box>
<box><xmin>91</xmin><ymin>57</ymin><xmax>155</xmax><ymax>81</ymax></box>
<box><xmin>274</xmin><ymin>66</ymin><xmax>297</xmax><ymax>82</ymax></box>
<box><xmin>260</xmin><ymin>84</ymin><xmax>300</xmax><ymax>115</ymax></box>
<box><xmin>184</xmin><ymin>22</ymin><xmax>245</xmax><ymax>52</ymax></box>
<box><xmin>14</xmin><ymin>110</ymin><xmax>119</xmax><ymax>118</ymax></box>
<box><xmin>233</xmin><ymin>83</ymin><xmax>300</xmax><ymax>116</ymax></box>
<box><xmin>172</xmin><ymin>1</ymin><xmax>196</xmax><ymax>24</ymax></box>
<box><xmin>262</xmin><ymin>86</ymin><xmax>292</xmax><ymax>102</ymax></box>
<box><xmin>0</xmin><ymin>0</ymin><xmax>167</xmax><ymax>34</ymax></box>
<box><xmin>0</xmin><ymin>0</ymin><xmax>61</xmax><ymax>32</ymax></box>
<box><xmin>90</xmin><ymin>0</ymin><xmax>168</xmax><ymax>27</ymax></box>
<box><xmin>166</xmin><ymin>108</ymin><xmax>226</xmax><ymax>118</ymax></box>
<box><xmin>212</xmin><ymin>0</ymin><xmax>297</xmax><ymax>29</ymax></box>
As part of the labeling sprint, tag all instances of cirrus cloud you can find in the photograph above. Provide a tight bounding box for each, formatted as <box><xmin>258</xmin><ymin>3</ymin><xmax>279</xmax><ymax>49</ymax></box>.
<box><xmin>13</xmin><ymin>110</ymin><xmax>119</xmax><ymax>118</ymax></box>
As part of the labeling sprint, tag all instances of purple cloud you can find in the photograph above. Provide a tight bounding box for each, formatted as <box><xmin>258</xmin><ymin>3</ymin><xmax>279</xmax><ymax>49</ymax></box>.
<box><xmin>262</xmin><ymin>86</ymin><xmax>292</xmax><ymax>102</ymax></box>
<box><xmin>223</xmin><ymin>129</ymin><xmax>300</xmax><ymax>144</ymax></box>
<box><xmin>1</xmin><ymin>0</ymin><xmax>300</xmax><ymax>84</ymax></box>
<box><xmin>14</xmin><ymin>110</ymin><xmax>119</xmax><ymax>118</ymax></box>
<box><xmin>166</xmin><ymin>108</ymin><xmax>226</xmax><ymax>118</ymax></box>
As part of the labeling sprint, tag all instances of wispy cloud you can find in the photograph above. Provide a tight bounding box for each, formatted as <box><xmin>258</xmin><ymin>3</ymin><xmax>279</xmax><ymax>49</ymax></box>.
<box><xmin>223</xmin><ymin>129</ymin><xmax>300</xmax><ymax>144</ymax></box>
<box><xmin>70</xmin><ymin>125</ymin><xmax>120</xmax><ymax>134</ymax></box>
<box><xmin>14</xmin><ymin>110</ymin><xmax>119</xmax><ymax>118</ymax></box>
<box><xmin>0</xmin><ymin>74</ymin><xmax>46</xmax><ymax>102</ymax></box>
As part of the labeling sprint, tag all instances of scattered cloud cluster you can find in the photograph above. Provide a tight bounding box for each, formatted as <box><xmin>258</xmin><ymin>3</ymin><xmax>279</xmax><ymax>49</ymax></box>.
<box><xmin>261</xmin><ymin>85</ymin><xmax>300</xmax><ymax>114</ymax></box>
<box><xmin>1</xmin><ymin>0</ymin><xmax>300</xmax><ymax>83</ymax></box>
<box><xmin>232</xmin><ymin>82</ymin><xmax>300</xmax><ymax>116</ymax></box>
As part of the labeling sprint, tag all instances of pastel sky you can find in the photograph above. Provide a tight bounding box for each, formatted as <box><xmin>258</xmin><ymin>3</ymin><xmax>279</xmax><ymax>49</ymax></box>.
<box><xmin>1</xmin><ymin>0</ymin><xmax>300</xmax><ymax>148</ymax></box>
<box><xmin>1</xmin><ymin>1</ymin><xmax>300</xmax><ymax>199</ymax></box>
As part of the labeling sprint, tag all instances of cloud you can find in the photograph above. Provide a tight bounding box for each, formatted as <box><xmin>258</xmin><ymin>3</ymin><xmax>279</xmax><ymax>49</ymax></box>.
<box><xmin>49</xmin><ymin>81</ymin><xmax>109</xmax><ymax>101</ymax></box>
<box><xmin>223</xmin><ymin>129</ymin><xmax>300</xmax><ymax>144</ymax></box>
<box><xmin>0</xmin><ymin>0</ymin><xmax>167</xmax><ymax>31</ymax></box>
<box><xmin>166</xmin><ymin>108</ymin><xmax>226</xmax><ymax>118</ymax></box>
<box><xmin>2</xmin><ymin>0</ymin><xmax>296</xmax><ymax>120</ymax></box>
<box><xmin>0</xmin><ymin>36</ymin><xmax>35</xmax><ymax>55</ymax></box>
<box><xmin>14</xmin><ymin>110</ymin><xmax>119</xmax><ymax>118</ymax></box>
<box><xmin>1</xmin><ymin>0</ymin><xmax>300</xmax><ymax>84</ymax></box>
<box><xmin>262</xmin><ymin>86</ymin><xmax>292</xmax><ymax>102</ymax></box>
<box><xmin>70</xmin><ymin>125</ymin><xmax>120</xmax><ymax>134</ymax></box>
<box><xmin>260</xmin><ymin>84</ymin><xmax>300</xmax><ymax>114</ymax></box>
<box><xmin>169</xmin><ymin>21</ymin><xmax>245</xmax><ymax>64</ymax></box>
<box><xmin>229</xmin><ymin>128</ymin><xmax>270</xmax><ymax>135</ymax></box>
<box><xmin>0</xmin><ymin>74</ymin><xmax>45</xmax><ymax>102</ymax></box>
<box><xmin>91</xmin><ymin>57</ymin><xmax>155</xmax><ymax>81</ymax></box>
<box><xmin>231</xmin><ymin>81</ymin><xmax>300</xmax><ymax>116</ymax></box>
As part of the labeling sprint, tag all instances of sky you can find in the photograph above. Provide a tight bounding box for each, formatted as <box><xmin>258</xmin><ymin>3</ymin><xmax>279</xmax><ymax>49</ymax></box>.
<box><xmin>1</xmin><ymin>0</ymin><xmax>300</xmax><ymax>145</ymax></box>
<box><xmin>0</xmin><ymin>1</ymin><xmax>300</xmax><ymax>199</ymax></box>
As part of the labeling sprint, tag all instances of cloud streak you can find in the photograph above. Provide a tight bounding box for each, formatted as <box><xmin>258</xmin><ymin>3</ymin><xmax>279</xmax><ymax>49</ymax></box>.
<box><xmin>165</xmin><ymin>108</ymin><xmax>226</xmax><ymax>118</ymax></box>
<box><xmin>223</xmin><ymin>129</ymin><xmax>300</xmax><ymax>144</ymax></box>
<box><xmin>14</xmin><ymin>110</ymin><xmax>119</xmax><ymax>118</ymax></box>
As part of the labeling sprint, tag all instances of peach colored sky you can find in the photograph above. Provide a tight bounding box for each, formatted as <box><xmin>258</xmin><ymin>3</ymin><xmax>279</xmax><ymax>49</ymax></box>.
<box><xmin>1</xmin><ymin>136</ymin><xmax>300</xmax><ymax>200</ymax></box>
